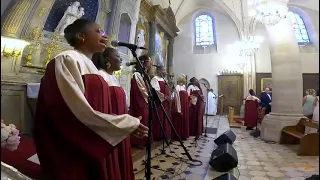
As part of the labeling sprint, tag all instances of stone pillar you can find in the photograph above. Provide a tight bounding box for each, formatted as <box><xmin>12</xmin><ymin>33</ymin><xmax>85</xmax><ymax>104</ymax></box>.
<box><xmin>167</xmin><ymin>38</ymin><xmax>174</xmax><ymax>74</ymax></box>
<box><xmin>260</xmin><ymin>16</ymin><xmax>304</xmax><ymax>142</ymax></box>
<box><xmin>250</xmin><ymin>55</ymin><xmax>256</xmax><ymax>92</ymax></box>
<box><xmin>149</xmin><ymin>21</ymin><xmax>157</xmax><ymax>75</ymax></box>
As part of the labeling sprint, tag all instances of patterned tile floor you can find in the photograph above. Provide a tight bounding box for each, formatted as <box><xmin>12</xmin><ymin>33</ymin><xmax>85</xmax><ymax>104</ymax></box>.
<box><xmin>134</xmin><ymin>116</ymin><xmax>319</xmax><ymax>180</ymax></box>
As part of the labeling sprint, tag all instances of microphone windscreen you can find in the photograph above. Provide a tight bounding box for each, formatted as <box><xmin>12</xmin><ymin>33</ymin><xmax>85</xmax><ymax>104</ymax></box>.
<box><xmin>111</xmin><ymin>41</ymin><xmax>118</xmax><ymax>47</ymax></box>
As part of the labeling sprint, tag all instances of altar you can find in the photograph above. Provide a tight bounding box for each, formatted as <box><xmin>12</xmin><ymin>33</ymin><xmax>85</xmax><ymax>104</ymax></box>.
<box><xmin>1</xmin><ymin>0</ymin><xmax>179</xmax><ymax>134</ymax></box>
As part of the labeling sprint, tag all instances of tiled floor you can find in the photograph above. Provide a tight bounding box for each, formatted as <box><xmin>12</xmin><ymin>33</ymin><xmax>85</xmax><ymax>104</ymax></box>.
<box><xmin>134</xmin><ymin>115</ymin><xmax>319</xmax><ymax>180</ymax></box>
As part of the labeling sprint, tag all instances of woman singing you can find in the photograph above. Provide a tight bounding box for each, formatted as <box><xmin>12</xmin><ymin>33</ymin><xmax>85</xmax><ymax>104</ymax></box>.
<box><xmin>187</xmin><ymin>77</ymin><xmax>204</xmax><ymax>138</ymax></box>
<box><xmin>150</xmin><ymin>66</ymin><xmax>171</xmax><ymax>141</ymax></box>
<box><xmin>129</xmin><ymin>55</ymin><xmax>152</xmax><ymax>148</ymax></box>
<box><xmin>34</xmin><ymin>19</ymin><xmax>148</xmax><ymax>180</ymax></box>
<box><xmin>93</xmin><ymin>47</ymin><xmax>143</xmax><ymax>180</ymax></box>
<box><xmin>172</xmin><ymin>74</ymin><xmax>190</xmax><ymax>140</ymax></box>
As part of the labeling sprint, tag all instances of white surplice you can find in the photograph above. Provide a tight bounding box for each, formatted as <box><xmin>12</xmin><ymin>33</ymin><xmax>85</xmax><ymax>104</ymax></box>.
<box><xmin>205</xmin><ymin>91</ymin><xmax>217</xmax><ymax>115</ymax></box>
<box><xmin>53</xmin><ymin>50</ymin><xmax>139</xmax><ymax>146</ymax></box>
<box><xmin>187</xmin><ymin>85</ymin><xmax>200</xmax><ymax>105</ymax></box>
<box><xmin>151</xmin><ymin>75</ymin><xmax>165</xmax><ymax>102</ymax></box>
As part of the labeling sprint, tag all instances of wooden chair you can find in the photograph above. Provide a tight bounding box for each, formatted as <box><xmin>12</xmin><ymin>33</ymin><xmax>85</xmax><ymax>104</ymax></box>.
<box><xmin>280</xmin><ymin>118</ymin><xmax>319</xmax><ymax>156</ymax></box>
<box><xmin>257</xmin><ymin>106</ymin><xmax>266</xmax><ymax>124</ymax></box>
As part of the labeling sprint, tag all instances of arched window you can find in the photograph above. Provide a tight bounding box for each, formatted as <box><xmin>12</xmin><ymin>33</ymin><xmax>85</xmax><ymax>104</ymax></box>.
<box><xmin>118</xmin><ymin>13</ymin><xmax>131</xmax><ymax>54</ymax></box>
<box><xmin>288</xmin><ymin>12</ymin><xmax>310</xmax><ymax>44</ymax></box>
<box><xmin>195</xmin><ymin>15</ymin><xmax>215</xmax><ymax>46</ymax></box>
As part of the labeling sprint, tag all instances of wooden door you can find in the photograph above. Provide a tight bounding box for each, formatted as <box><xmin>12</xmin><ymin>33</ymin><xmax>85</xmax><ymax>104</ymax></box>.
<box><xmin>218</xmin><ymin>75</ymin><xmax>243</xmax><ymax>115</ymax></box>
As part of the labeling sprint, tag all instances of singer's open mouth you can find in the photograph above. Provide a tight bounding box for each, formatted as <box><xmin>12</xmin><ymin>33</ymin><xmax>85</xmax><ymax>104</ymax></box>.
<box><xmin>100</xmin><ymin>39</ymin><xmax>108</xmax><ymax>45</ymax></box>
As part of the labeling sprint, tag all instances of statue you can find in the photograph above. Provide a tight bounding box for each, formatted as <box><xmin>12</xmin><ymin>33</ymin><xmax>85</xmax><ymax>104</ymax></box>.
<box><xmin>136</xmin><ymin>29</ymin><xmax>145</xmax><ymax>57</ymax></box>
<box><xmin>55</xmin><ymin>2</ymin><xmax>85</xmax><ymax>36</ymax></box>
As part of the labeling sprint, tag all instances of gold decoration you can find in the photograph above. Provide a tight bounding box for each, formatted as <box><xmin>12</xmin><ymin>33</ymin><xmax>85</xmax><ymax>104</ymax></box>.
<box><xmin>25</xmin><ymin>8</ymin><xmax>47</xmax><ymax>66</ymax></box>
<box><xmin>261</xmin><ymin>78</ymin><xmax>272</xmax><ymax>92</ymax></box>
<box><xmin>1</xmin><ymin>0</ymin><xmax>32</xmax><ymax>37</ymax></box>
<box><xmin>44</xmin><ymin>31</ymin><xmax>61</xmax><ymax>65</ymax></box>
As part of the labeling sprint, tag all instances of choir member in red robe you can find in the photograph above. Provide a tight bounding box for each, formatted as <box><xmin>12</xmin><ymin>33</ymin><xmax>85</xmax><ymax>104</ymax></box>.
<box><xmin>187</xmin><ymin>77</ymin><xmax>204</xmax><ymax>138</ymax></box>
<box><xmin>172</xmin><ymin>74</ymin><xmax>190</xmax><ymax>140</ymax></box>
<box><xmin>245</xmin><ymin>89</ymin><xmax>260</xmax><ymax>130</ymax></box>
<box><xmin>34</xmin><ymin>19</ymin><xmax>148</xmax><ymax>180</ymax></box>
<box><xmin>129</xmin><ymin>55</ymin><xmax>152</xmax><ymax>148</ymax></box>
<box><xmin>150</xmin><ymin>66</ymin><xmax>171</xmax><ymax>141</ymax></box>
<box><xmin>93</xmin><ymin>47</ymin><xmax>143</xmax><ymax>180</ymax></box>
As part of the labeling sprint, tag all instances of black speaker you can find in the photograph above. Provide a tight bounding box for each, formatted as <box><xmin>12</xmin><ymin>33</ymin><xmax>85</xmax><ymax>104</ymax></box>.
<box><xmin>209</xmin><ymin>143</ymin><xmax>238</xmax><ymax>172</ymax></box>
<box><xmin>214</xmin><ymin>130</ymin><xmax>236</xmax><ymax>145</ymax></box>
<box><xmin>212</xmin><ymin>173</ymin><xmax>237</xmax><ymax>180</ymax></box>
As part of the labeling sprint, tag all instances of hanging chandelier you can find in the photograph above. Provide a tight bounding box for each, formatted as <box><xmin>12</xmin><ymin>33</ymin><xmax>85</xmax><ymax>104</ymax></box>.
<box><xmin>237</xmin><ymin>38</ymin><xmax>261</xmax><ymax>56</ymax></box>
<box><xmin>254</xmin><ymin>0</ymin><xmax>288</xmax><ymax>26</ymax></box>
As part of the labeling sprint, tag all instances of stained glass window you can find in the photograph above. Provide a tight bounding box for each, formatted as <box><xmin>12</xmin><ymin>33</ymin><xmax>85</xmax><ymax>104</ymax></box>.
<box><xmin>288</xmin><ymin>12</ymin><xmax>310</xmax><ymax>44</ymax></box>
<box><xmin>195</xmin><ymin>15</ymin><xmax>215</xmax><ymax>46</ymax></box>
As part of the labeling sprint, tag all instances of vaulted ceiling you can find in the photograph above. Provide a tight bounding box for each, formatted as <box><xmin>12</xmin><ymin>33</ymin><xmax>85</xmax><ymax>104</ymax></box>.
<box><xmin>153</xmin><ymin>0</ymin><xmax>319</xmax><ymax>24</ymax></box>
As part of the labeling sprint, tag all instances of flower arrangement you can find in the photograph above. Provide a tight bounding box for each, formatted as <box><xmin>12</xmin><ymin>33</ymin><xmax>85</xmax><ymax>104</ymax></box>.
<box><xmin>1</xmin><ymin>119</ymin><xmax>20</xmax><ymax>151</ymax></box>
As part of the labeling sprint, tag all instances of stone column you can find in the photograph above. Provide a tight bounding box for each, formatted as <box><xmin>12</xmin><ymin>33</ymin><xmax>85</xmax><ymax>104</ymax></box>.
<box><xmin>260</xmin><ymin>15</ymin><xmax>304</xmax><ymax>142</ymax></box>
<box><xmin>148</xmin><ymin>20</ymin><xmax>157</xmax><ymax>75</ymax></box>
<box><xmin>167</xmin><ymin>38</ymin><xmax>174</xmax><ymax>74</ymax></box>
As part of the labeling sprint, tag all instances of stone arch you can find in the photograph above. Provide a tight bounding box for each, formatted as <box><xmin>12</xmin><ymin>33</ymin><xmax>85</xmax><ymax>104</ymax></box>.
<box><xmin>184</xmin><ymin>8</ymin><xmax>242</xmax><ymax>42</ymax></box>
<box><xmin>288</xmin><ymin>5</ymin><xmax>319</xmax><ymax>48</ymax></box>
<box><xmin>118</xmin><ymin>13</ymin><xmax>132</xmax><ymax>54</ymax></box>
<box><xmin>176</xmin><ymin>0</ymin><xmax>244</xmax><ymax>39</ymax></box>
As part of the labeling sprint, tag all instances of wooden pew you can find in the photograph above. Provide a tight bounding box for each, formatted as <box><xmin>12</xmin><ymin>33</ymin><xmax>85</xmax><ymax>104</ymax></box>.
<box><xmin>280</xmin><ymin>118</ymin><xmax>319</xmax><ymax>156</ymax></box>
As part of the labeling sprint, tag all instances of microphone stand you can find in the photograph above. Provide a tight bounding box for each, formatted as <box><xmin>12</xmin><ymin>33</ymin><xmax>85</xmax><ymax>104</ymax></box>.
<box><xmin>128</xmin><ymin>48</ymin><xmax>195</xmax><ymax>180</ymax></box>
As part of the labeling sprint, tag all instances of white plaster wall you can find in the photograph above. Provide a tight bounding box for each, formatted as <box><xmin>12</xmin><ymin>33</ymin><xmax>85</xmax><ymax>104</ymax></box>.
<box><xmin>173</xmin><ymin>9</ymin><xmax>241</xmax><ymax>94</ymax></box>
<box><xmin>255</xmin><ymin>7</ymin><xmax>319</xmax><ymax>73</ymax></box>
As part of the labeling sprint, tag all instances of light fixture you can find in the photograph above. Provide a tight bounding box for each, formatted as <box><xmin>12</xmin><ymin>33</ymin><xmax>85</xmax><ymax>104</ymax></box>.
<box><xmin>254</xmin><ymin>0</ymin><xmax>288</xmax><ymax>26</ymax></box>
<box><xmin>235</xmin><ymin>36</ymin><xmax>263</xmax><ymax>56</ymax></box>
<box><xmin>1</xmin><ymin>36</ymin><xmax>29</xmax><ymax>58</ymax></box>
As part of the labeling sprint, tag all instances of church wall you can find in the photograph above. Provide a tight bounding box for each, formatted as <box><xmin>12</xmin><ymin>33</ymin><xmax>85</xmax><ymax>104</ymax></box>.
<box><xmin>255</xmin><ymin>7</ymin><xmax>319</xmax><ymax>74</ymax></box>
<box><xmin>173</xmin><ymin>9</ymin><xmax>241</xmax><ymax>94</ymax></box>
<box><xmin>1</xmin><ymin>0</ymin><xmax>12</xmax><ymax>17</ymax></box>
<box><xmin>256</xmin><ymin>73</ymin><xmax>319</xmax><ymax>97</ymax></box>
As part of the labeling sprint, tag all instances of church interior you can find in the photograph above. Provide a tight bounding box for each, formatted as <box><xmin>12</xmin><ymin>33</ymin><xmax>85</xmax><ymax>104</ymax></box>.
<box><xmin>1</xmin><ymin>0</ymin><xmax>319</xmax><ymax>179</ymax></box>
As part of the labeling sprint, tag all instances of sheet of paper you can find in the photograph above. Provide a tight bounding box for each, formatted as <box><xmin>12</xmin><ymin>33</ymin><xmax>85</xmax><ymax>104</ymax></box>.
<box><xmin>27</xmin><ymin>154</ymin><xmax>40</xmax><ymax>165</ymax></box>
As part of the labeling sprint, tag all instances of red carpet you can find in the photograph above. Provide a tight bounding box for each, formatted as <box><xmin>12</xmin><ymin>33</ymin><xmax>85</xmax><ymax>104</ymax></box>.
<box><xmin>1</xmin><ymin>136</ymin><xmax>44</xmax><ymax>179</ymax></box>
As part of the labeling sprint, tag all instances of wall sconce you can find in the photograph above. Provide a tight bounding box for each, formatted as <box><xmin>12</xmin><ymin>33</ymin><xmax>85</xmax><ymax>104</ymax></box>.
<box><xmin>1</xmin><ymin>36</ymin><xmax>30</xmax><ymax>72</ymax></box>
<box><xmin>1</xmin><ymin>36</ymin><xmax>30</xmax><ymax>57</ymax></box>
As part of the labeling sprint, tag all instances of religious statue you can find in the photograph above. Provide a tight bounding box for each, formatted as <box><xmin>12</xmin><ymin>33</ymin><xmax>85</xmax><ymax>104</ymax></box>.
<box><xmin>136</xmin><ymin>29</ymin><xmax>145</xmax><ymax>57</ymax></box>
<box><xmin>55</xmin><ymin>1</ymin><xmax>85</xmax><ymax>35</ymax></box>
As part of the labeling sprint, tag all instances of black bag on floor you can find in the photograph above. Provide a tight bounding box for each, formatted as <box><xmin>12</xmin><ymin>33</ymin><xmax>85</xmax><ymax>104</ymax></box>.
<box><xmin>306</xmin><ymin>175</ymin><xmax>319</xmax><ymax>180</ymax></box>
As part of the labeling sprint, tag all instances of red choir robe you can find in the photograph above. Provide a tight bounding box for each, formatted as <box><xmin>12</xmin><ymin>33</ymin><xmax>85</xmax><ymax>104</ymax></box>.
<box><xmin>129</xmin><ymin>72</ymin><xmax>149</xmax><ymax>147</ymax></box>
<box><xmin>172</xmin><ymin>85</ymin><xmax>190</xmax><ymax>140</ymax></box>
<box><xmin>244</xmin><ymin>97</ymin><xmax>259</xmax><ymax>128</ymax></box>
<box><xmin>187</xmin><ymin>85</ymin><xmax>203</xmax><ymax>137</ymax></box>
<box><xmin>151</xmin><ymin>76</ymin><xmax>171</xmax><ymax>141</ymax></box>
<box><xmin>34</xmin><ymin>50</ymin><xmax>140</xmax><ymax>180</ymax></box>
<box><xmin>99</xmin><ymin>70</ymin><xmax>135</xmax><ymax>180</ymax></box>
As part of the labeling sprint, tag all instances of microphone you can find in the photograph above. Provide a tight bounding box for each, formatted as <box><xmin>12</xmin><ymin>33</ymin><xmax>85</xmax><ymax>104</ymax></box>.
<box><xmin>111</xmin><ymin>41</ymin><xmax>147</xmax><ymax>50</ymax></box>
<box><xmin>152</xmin><ymin>65</ymin><xmax>163</xmax><ymax>68</ymax></box>
<box><xmin>125</xmin><ymin>62</ymin><xmax>137</xmax><ymax>67</ymax></box>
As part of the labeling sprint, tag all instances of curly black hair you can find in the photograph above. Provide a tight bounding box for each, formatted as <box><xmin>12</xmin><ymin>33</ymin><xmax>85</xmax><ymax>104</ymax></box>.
<box><xmin>64</xmin><ymin>19</ymin><xmax>95</xmax><ymax>47</ymax></box>
<box><xmin>92</xmin><ymin>47</ymin><xmax>116</xmax><ymax>70</ymax></box>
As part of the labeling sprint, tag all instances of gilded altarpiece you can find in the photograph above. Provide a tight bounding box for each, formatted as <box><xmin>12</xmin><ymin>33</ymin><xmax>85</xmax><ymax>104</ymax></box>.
<box><xmin>137</xmin><ymin>0</ymin><xmax>179</xmax><ymax>86</ymax></box>
<box><xmin>1</xmin><ymin>0</ymin><xmax>112</xmax><ymax>134</ymax></box>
